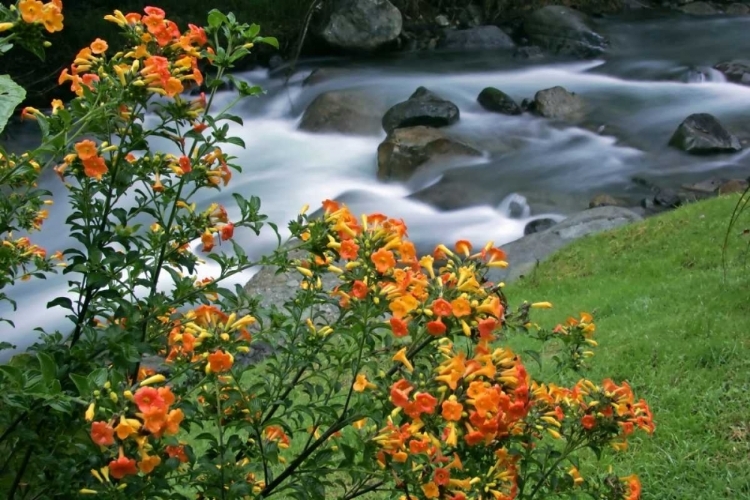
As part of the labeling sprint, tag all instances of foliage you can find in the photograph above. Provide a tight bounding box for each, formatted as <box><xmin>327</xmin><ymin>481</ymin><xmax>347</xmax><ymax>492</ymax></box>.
<box><xmin>0</xmin><ymin>3</ymin><xmax>651</xmax><ymax>499</ymax></box>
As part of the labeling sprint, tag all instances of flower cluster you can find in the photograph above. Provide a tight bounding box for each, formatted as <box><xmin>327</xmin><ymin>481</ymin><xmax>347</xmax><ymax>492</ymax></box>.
<box><xmin>2</xmin><ymin>0</ymin><xmax>64</xmax><ymax>33</ymax></box>
<box><xmin>57</xmin><ymin>6</ymin><xmax>206</xmax><ymax>98</ymax></box>
<box><xmin>85</xmin><ymin>378</ymin><xmax>185</xmax><ymax>490</ymax></box>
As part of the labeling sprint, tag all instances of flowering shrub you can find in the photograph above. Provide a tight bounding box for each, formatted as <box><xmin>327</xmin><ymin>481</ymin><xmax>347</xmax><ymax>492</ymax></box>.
<box><xmin>0</xmin><ymin>3</ymin><xmax>653</xmax><ymax>499</ymax></box>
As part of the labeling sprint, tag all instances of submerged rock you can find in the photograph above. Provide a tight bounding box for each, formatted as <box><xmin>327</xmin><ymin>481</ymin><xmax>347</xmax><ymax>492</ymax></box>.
<box><xmin>439</xmin><ymin>26</ymin><xmax>515</xmax><ymax>50</ymax></box>
<box><xmin>322</xmin><ymin>0</ymin><xmax>403</xmax><ymax>51</ymax></box>
<box><xmin>680</xmin><ymin>2</ymin><xmax>720</xmax><ymax>15</ymax></box>
<box><xmin>377</xmin><ymin>126</ymin><xmax>481</xmax><ymax>181</ymax></box>
<box><xmin>299</xmin><ymin>90</ymin><xmax>385</xmax><ymax>136</ymax></box>
<box><xmin>713</xmin><ymin>60</ymin><xmax>750</xmax><ymax>86</ymax></box>
<box><xmin>533</xmin><ymin>86</ymin><xmax>586</xmax><ymax>121</ymax></box>
<box><xmin>524</xmin><ymin>218</ymin><xmax>558</xmax><ymax>235</ymax></box>
<box><xmin>477</xmin><ymin>87</ymin><xmax>522</xmax><ymax>115</ymax></box>
<box><xmin>668</xmin><ymin>113</ymin><xmax>742</xmax><ymax>154</ymax></box>
<box><xmin>523</xmin><ymin>6</ymin><xmax>608</xmax><ymax>58</ymax></box>
<box><xmin>382</xmin><ymin>87</ymin><xmax>460</xmax><ymax>134</ymax></box>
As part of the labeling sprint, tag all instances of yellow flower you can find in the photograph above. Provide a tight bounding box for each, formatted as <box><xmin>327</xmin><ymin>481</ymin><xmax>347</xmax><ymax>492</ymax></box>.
<box><xmin>353</xmin><ymin>373</ymin><xmax>376</xmax><ymax>392</ymax></box>
<box><xmin>531</xmin><ymin>301</ymin><xmax>553</xmax><ymax>309</ymax></box>
<box><xmin>19</xmin><ymin>0</ymin><xmax>44</xmax><ymax>23</ymax></box>
<box><xmin>392</xmin><ymin>347</ymin><xmax>414</xmax><ymax>373</ymax></box>
<box><xmin>0</xmin><ymin>22</ymin><xmax>14</xmax><ymax>32</ymax></box>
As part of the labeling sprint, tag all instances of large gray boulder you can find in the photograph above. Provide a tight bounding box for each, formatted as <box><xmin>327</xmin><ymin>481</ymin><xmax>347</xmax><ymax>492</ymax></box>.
<box><xmin>439</xmin><ymin>26</ymin><xmax>515</xmax><ymax>50</ymax></box>
<box><xmin>487</xmin><ymin>206</ymin><xmax>643</xmax><ymax>284</ymax></box>
<box><xmin>322</xmin><ymin>0</ymin><xmax>403</xmax><ymax>51</ymax></box>
<box><xmin>377</xmin><ymin>126</ymin><xmax>482</xmax><ymax>181</ymax></box>
<box><xmin>524</xmin><ymin>6</ymin><xmax>608</xmax><ymax>58</ymax></box>
<box><xmin>668</xmin><ymin>113</ymin><xmax>742</xmax><ymax>154</ymax></box>
<box><xmin>299</xmin><ymin>90</ymin><xmax>385</xmax><ymax>136</ymax></box>
<box><xmin>477</xmin><ymin>87</ymin><xmax>522</xmax><ymax>115</ymax></box>
<box><xmin>714</xmin><ymin>60</ymin><xmax>750</xmax><ymax>86</ymax></box>
<box><xmin>382</xmin><ymin>87</ymin><xmax>460</xmax><ymax>134</ymax></box>
<box><xmin>533</xmin><ymin>86</ymin><xmax>586</xmax><ymax>121</ymax></box>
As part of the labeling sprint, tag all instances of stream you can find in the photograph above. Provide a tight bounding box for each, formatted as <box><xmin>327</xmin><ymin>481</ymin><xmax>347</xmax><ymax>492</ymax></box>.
<box><xmin>2</xmin><ymin>12</ymin><xmax>749</xmax><ymax>355</ymax></box>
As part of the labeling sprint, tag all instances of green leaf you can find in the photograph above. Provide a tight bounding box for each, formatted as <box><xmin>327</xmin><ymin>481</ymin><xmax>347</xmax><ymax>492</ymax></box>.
<box><xmin>246</xmin><ymin>24</ymin><xmax>261</xmax><ymax>39</ymax></box>
<box><xmin>207</xmin><ymin>10</ymin><xmax>227</xmax><ymax>29</ymax></box>
<box><xmin>47</xmin><ymin>296</ymin><xmax>73</xmax><ymax>311</ymax></box>
<box><xmin>37</xmin><ymin>352</ymin><xmax>56</xmax><ymax>386</ymax></box>
<box><xmin>0</xmin><ymin>74</ymin><xmax>26</xmax><ymax>136</ymax></box>
<box><xmin>0</xmin><ymin>365</ymin><xmax>23</xmax><ymax>386</ymax></box>
<box><xmin>70</xmin><ymin>373</ymin><xmax>91</xmax><ymax>397</ymax></box>
<box><xmin>255</xmin><ymin>36</ymin><xmax>279</xmax><ymax>49</ymax></box>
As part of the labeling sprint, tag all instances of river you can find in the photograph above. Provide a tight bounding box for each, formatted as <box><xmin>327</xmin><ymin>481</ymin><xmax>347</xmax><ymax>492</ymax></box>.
<box><xmin>1</xmin><ymin>12</ymin><xmax>749</xmax><ymax>356</ymax></box>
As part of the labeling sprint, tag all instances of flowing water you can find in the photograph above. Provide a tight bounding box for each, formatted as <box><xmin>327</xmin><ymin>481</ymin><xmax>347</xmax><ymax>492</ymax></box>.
<box><xmin>2</xmin><ymin>12</ymin><xmax>750</xmax><ymax>354</ymax></box>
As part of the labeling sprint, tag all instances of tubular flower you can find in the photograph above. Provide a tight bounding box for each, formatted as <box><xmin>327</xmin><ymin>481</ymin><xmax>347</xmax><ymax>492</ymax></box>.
<box><xmin>82</xmin><ymin>156</ymin><xmax>108</xmax><ymax>180</ymax></box>
<box><xmin>353</xmin><ymin>373</ymin><xmax>376</xmax><ymax>392</ymax></box>
<box><xmin>90</xmin><ymin>38</ymin><xmax>109</xmax><ymax>54</ymax></box>
<box><xmin>109</xmin><ymin>452</ymin><xmax>138</xmax><ymax>479</ymax></box>
<box><xmin>90</xmin><ymin>421</ymin><xmax>115</xmax><ymax>446</ymax></box>
<box><xmin>207</xmin><ymin>349</ymin><xmax>233</xmax><ymax>373</ymax></box>
<box><xmin>19</xmin><ymin>0</ymin><xmax>44</xmax><ymax>23</ymax></box>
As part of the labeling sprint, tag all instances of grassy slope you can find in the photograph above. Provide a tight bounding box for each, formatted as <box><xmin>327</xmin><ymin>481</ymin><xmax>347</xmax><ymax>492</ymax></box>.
<box><xmin>505</xmin><ymin>195</ymin><xmax>750</xmax><ymax>499</ymax></box>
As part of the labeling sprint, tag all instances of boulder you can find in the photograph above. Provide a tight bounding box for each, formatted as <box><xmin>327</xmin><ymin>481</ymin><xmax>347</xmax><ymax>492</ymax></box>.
<box><xmin>726</xmin><ymin>3</ymin><xmax>750</xmax><ymax>15</ymax></box>
<box><xmin>322</xmin><ymin>0</ymin><xmax>403</xmax><ymax>51</ymax></box>
<box><xmin>377</xmin><ymin>126</ymin><xmax>482</xmax><ymax>181</ymax></box>
<box><xmin>668</xmin><ymin>113</ymin><xmax>742</xmax><ymax>154</ymax></box>
<box><xmin>514</xmin><ymin>46</ymin><xmax>545</xmax><ymax>59</ymax></box>
<box><xmin>439</xmin><ymin>26</ymin><xmax>515</xmax><ymax>50</ymax></box>
<box><xmin>382</xmin><ymin>87</ymin><xmax>460</xmax><ymax>134</ymax></box>
<box><xmin>487</xmin><ymin>206</ymin><xmax>643</xmax><ymax>284</ymax></box>
<box><xmin>299</xmin><ymin>90</ymin><xmax>384</xmax><ymax>136</ymax></box>
<box><xmin>523</xmin><ymin>6</ymin><xmax>608</xmax><ymax>58</ymax></box>
<box><xmin>533</xmin><ymin>86</ymin><xmax>586</xmax><ymax>121</ymax></box>
<box><xmin>477</xmin><ymin>87</ymin><xmax>522</xmax><ymax>115</ymax></box>
<box><xmin>680</xmin><ymin>2</ymin><xmax>720</xmax><ymax>15</ymax></box>
<box><xmin>714</xmin><ymin>60</ymin><xmax>750</xmax><ymax>86</ymax></box>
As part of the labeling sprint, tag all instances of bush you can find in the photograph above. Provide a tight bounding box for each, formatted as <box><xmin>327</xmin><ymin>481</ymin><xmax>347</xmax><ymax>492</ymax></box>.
<box><xmin>0</xmin><ymin>3</ymin><xmax>652</xmax><ymax>498</ymax></box>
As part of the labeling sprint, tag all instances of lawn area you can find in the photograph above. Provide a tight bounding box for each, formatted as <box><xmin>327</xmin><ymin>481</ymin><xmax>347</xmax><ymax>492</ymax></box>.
<box><xmin>504</xmin><ymin>194</ymin><xmax>750</xmax><ymax>499</ymax></box>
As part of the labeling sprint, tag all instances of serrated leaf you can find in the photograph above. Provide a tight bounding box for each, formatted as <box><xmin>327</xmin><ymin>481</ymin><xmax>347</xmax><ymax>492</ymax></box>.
<box><xmin>36</xmin><ymin>352</ymin><xmax>56</xmax><ymax>386</ymax></box>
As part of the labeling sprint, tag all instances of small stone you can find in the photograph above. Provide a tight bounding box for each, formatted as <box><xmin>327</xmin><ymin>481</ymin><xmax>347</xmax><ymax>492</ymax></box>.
<box><xmin>524</xmin><ymin>218</ymin><xmax>557</xmax><ymax>235</ymax></box>
<box><xmin>533</xmin><ymin>86</ymin><xmax>586</xmax><ymax>121</ymax></box>
<box><xmin>669</xmin><ymin>113</ymin><xmax>742</xmax><ymax>154</ymax></box>
<box><xmin>589</xmin><ymin>194</ymin><xmax>624</xmax><ymax>208</ymax></box>
<box><xmin>718</xmin><ymin>179</ymin><xmax>749</xmax><ymax>194</ymax></box>
<box><xmin>382</xmin><ymin>86</ymin><xmax>460</xmax><ymax>134</ymax></box>
<box><xmin>680</xmin><ymin>2</ymin><xmax>720</xmax><ymax>15</ymax></box>
<box><xmin>435</xmin><ymin>15</ymin><xmax>450</xmax><ymax>27</ymax></box>
<box><xmin>439</xmin><ymin>26</ymin><xmax>514</xmax><ymax>50</ymax></box>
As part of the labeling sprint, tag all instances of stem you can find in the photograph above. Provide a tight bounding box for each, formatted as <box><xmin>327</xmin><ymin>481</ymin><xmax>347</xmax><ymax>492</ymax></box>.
<box><xmin>343</xmin><ymin>481</ymin><xmax>385</xmax><ymax>500</ymax></box>
<box><xmin>526</xmin><ymin>440</ymin><xmax>581</xmax><ymax>500</ymax></box>
<box><xmin>215</xmin><ymin>384</ymin><xmax>226</xmax><ymax>500</ymax></box>
<box><xmin>8</xmin><ymin>442</ymin><xmax>34</xmax><ymax>499</ymax></box>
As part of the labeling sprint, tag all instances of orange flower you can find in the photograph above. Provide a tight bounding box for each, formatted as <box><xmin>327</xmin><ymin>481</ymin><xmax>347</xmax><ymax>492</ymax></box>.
<box><xmin>201</xmin><ymin>230</ymin><xmax>214</xmax><ymax>252</ymax></box>
<box><xmin>414</xmin><ymin>392</ymin><xmax>437</xmax><ymax>414</ymax></box>
<box><xmin>353</xmin><ymin>373</ymin><xmax>375</xmax><ymax>392</ymax></box>
<box><xmin>142</xmin><ymin>406</ymin><xmax>168</xmax><ymax>434</ymax></box>
<box><xmin>581</xmin><ymin>414</ymin><xmax>597</xmax><ymax>430</ymax></box>
<box><xmin>426</xmin><ymin>319</ymin><xmax>446</xmax><ymax>336</ymax></box>
<box><xmin>164</xmin><ymin>77</ymin><xmax>184</xmax><ymax>97</ymax></box>
<box><xmin>371</xmin><ymin>248</ymin><xmax>395</xmax><ymax>274</ymax></box>
<box><xmin>220</xmin><ymin>222</ymin><xmax>234</xmax><ymax>241</ymax></box>
<box><xmin>75</xmin><ymin>140</ymin><xmax>97</xmax><ymax>160</ymax></box>
<box><xmin>90</xmin><ymin>421</ymin><xmax>115</xmax><ymax>446</ymax></box>
<box><xmin>477</xmin><ymin>317</ymin><xmax>498</xmax><ymax>340</ymax></box>
<box><xmin>441</xmin><ymin>397</ymin><xmax>463</xmax><ymax>421</ymax></box>
<box><xmin>82</xmin><ymin>156</ymin><xmax>108</xmax><ymax>180</ymax></box>
<box><xmin>208</xmin><ymin>349</ymin><xmax>233</xmax><ymax>373</ymax></box>
<box><xmin>392</xmin><ymin>347</ymin><xmax>414</xmax><ymax>373</ymax></box>
<box><xmin>178</xmin><ymin>155</ymin><xmax>192</xmax><ymax>174</ymax></box>
<box><xmin>451</xmin><ymin>297</ymin><xmax>472</xmax><ymax>318</ymax></box>
<box><xmin>164</xmin><ymin>409</ymin><xmax>184</xmax><ymax>435</ymax></box>
<box><xmin>455</xmin><ymin>239</ymin><xmax>472</xmax><ymax>257</ymax></box>
<box><xmin>109</xmin><ymin>454</ymin><xmax>137</xmax><ymax>479</ymax></box>
<box><xmin>422</xmin><ymin>482</ymin><xmax>440</xmax><ymax>498</ymax></box>
<box><xmin>351</xmin><ymin>280</ymin><xmax>368</xmax><ymax>300</ymax></box>
<box><xmin>19</xmin><ymin>0</ymin><xmax>44</xmax><ymax>23</ymax></box>
<box><xmin>432</xmin><ymin>298</ymin><xmax>453</xmax><ymax>317</ymax></box>
<box><xmin>621</xmin><ymin>474</ymin><xmax>641</xmax><ymax>500</ymax></box>
<box><xmin>138</xmin><ymin>454</ymin><xmax>161</xmax><ymax>474</ymax></box>
<box><xmin>265</xmin><ymin>425</ymin><xmax>291</xmax><ymax>448</ymax></box>
<box><xmin>133</xmin><ymin>387</ymin><xmax>166</xmax><ymax>412</ymax></box>
<box><xmin>90</xmin><ymin>38</ymin><xmax>108</xmax><ymax>54</ymax></box>
<box><xmin>339</xmin><ymin>239</ymin><xmax>359</xmax><ymax>260</ymax></box>
<box><xmin>322</xmin><ymin>199</ymin><xmax>339</xmax><ymax>214</ymax></box>
<box><xmin>389</xmin><ymin>294</ymin><xmax>418</xmax><ymax>319</ymax></box>
<box><xmin>165</xmin><ymin>444</ymin><xmax>189</xmax><ymax>463</ymax></box>
<box><xmin>434</xmin><ymin>467</ymin><xmax>451</xmax><ymax>487</ymax></box>
<box><xmin>41</xmin><ymin>2</ymin><xmax>64</xmax><ymax>33</ymax></box>
<box><xmin>390</xmin><ymin>317</ymin><xmax>409</xmax><ymax>337</ymax></box>
<box><xmin>390</xmin><ymin>379</ymin><xmax>413</xmax><ymax>408</ymax></box>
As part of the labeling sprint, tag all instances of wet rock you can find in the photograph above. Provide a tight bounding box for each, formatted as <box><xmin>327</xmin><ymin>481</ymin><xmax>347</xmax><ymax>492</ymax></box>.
<box><xmin>718</xmin><ymin>179</ymin><xmax>749</xmax><ymax>194</ymax></box>
<box><xmin>322</xmin><ymin>0</ymin><xmax>403</xmax><ymax>51</ymax></box>
<box><xmin>654</xmin><ymin>188</ymin><xmax>683</xmax><ymax>208</ymax></box>
<box><xmin>681</xmin><ymin>178</ymin><xmax>726</xmax><ymax>194</ymax></box>
<box><xmin>299</xmin><ymin>90</ymin><xmax>385</xmax><ymax>136</ymax></box>
<box><xmin>668</xmin><ymin>113</ymin><xmax>742</xmax><ymax>154</ymax></box>
<box><xmin>713</xmin><ymin>60</ymin><xmax>750</xmax><ymax>86</ymax></box>
<box><xmin>533</xmin><ymin>86</ymin><xmax>586</xmax><ymax>121</ymax></box>
<box><xmin>726</xmin><ymin>3</ymin><xmax>750</xmax><ymax>15</ymax></box>
<box><xmin>514</xmin><ymin>46</ymin><xmax>545</xmax><ymax>59</ymax></box>
<box><xmin>303</xmin><ymin>68</ymin><xmax>347</xmax><ymax>86</ymax></box>
<box><xmin>382</xmin><ymin>87</ymin><xmax>460</xmax><ymax>134</ymax></box>
<box><xmin>680</xmin><ymin>2</ymin><xmax>720</xmax><ymax>15</ymax></box>
<box><xmin>477</xmin><ymin>87</ymin><xmax>522</xmax><ymax>115</ymax></box>
<box><xmin>524</xmin><ymin>218</ymin><xmax>558</xmax><ymax>235</ymax></box>
<box><xmin>589</xmin><ymin>194</ymin><xmax>626</xmax><ymax>208</ymax></box>
<box><xmin>268</xmin><ymin>55</ymin><xmax>285</xmax><ymax>70</ymax></box>
<box><xmin>435</xmin><ymin>15</ymin><xmax>450</xmax><ymax>27</ymax></box>
<box><xmin>523</xmin><ymin>6</ymin><xmax>608</xmax><ymax>58</ymax></box>
<box><xmin>487</xmin><ymin>206</ymin><xmax>643</xmax><ymax>284</ymax></box>
<box><xmin>439</xmin><ymin>26</ymin><xmax>515</xmax><ymax>51</ymax></box>
<box><xmin>377</xmin><ymin>126</ymin><xmax>482</xmax><ymax>181</ymax></box>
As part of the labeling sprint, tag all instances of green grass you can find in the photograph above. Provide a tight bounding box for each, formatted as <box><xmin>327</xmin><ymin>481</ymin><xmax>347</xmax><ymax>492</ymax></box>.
<box><xmin>504</xmin><ymin>194</ymin><xmax>750</xmax><ymax>499</ymax></box>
